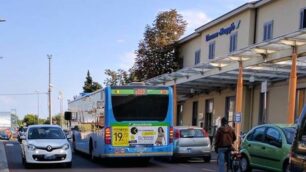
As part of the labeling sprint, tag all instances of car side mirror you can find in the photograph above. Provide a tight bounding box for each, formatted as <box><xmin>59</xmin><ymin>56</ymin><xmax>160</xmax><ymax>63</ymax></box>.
<box><xmin>20</xmin><ymin>135</ymin><xmax>26</xmax><ymax>140</ymax></box>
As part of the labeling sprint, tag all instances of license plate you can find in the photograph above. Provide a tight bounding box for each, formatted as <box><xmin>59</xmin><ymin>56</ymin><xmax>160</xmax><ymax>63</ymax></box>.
<box><xmin>44</xmin><ymin>154</ymin><xmax>55</xmax><ymax>160</ymax></box>
<box><xmin>187</xmin><ymin>148</ymin><xmax>192</xmax><ymax>153</ymax></box>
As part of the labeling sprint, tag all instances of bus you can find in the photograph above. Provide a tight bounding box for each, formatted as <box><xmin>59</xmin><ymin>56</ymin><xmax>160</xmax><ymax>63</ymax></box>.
<box><xmin>68</xmin><ymin>85</ymin><xmax>174</xmax><ymax>161</ymax></box>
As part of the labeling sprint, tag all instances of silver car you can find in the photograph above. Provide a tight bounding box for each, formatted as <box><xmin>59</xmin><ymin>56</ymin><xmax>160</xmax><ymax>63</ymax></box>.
<box><xmin>20</xmin><ymin>125</ymin><xmax>72</xmax><ymax>168</ymax></box>
<box><xmin>173</xmin><ymin>126</ymin><xmax>211</xmax><ymax>162</ymax></box>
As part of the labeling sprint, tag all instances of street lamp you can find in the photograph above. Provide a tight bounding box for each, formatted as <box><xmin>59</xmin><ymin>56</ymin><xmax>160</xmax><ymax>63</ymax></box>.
<box><xmin>0</xmin><ymin>19</ymin><xmax>5</xmax><ymax>22</ymax></box>
<box><xmin>47</xmin><ymin>54</ymin><xmax>52</xmax><ymax>124</ymax></box>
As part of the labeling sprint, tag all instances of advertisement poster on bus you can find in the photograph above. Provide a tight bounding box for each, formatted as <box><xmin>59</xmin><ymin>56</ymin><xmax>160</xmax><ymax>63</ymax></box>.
<box><xmin>111</xmin><ymin>126</ymin><xmax>168</xmax><ymax>146</ymax></box>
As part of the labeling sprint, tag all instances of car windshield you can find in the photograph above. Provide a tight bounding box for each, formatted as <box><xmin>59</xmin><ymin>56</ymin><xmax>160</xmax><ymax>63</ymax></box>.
<box><xmin>282</xmin><ymin>127</ymin><xmax>296</xmax><ymax>144</ymax></box>
<box><xmin>28</xmin><ymin>127</ymin><xmax>65</xmax><ymax>139</ymax></box>
<box><xmin>180</xmin><ymin>129</ymin><xmax>204</xmax><ymax>138</ymax></box>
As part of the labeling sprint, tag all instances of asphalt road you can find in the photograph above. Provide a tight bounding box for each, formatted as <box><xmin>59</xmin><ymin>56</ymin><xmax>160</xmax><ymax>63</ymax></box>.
<box><xmin>1</xmin><ymin>140</ymin><xmax>266</xmax><ymax>172</ymax></box>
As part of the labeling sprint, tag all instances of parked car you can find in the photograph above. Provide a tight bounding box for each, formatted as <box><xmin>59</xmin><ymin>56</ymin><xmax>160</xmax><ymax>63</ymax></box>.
<box><xmin>240</xmin><ymin>124</ymin><xmax>296</xmax><ymax>172</ymax></box>
<box><xmin>289</xmin><ymin>106</ymin><xmax>306</xmax><ymax>172</ymax></box>
<box><xmin>0</xmin><ymin>130</ymin><xmax>10</xmax><ymax>140</ymax></box>
<box><xmin>20</xmin><ymin>125</ymin><xmax>72</xmax><ymax>168</ymax></box>
<box><xmin>172</xmin><ymin>126</ymin><xmax>211</xmax><ymax>162</ymax></box>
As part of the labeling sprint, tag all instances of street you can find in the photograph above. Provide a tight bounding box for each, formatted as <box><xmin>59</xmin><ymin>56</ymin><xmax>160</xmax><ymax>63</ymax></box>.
<box><xmin>0</xmin><ymin>140</ymin><xmax>268</xmax><ymax>172</ymax></box>
<box><xmin>2</xmin><ymin>140</ymin><xmax>217</xmax><ymax>172</ymax></box>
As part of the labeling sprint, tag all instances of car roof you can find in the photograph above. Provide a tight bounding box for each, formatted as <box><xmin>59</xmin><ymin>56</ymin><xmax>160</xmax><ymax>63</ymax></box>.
<box><xmin>253</xmin><ymin>123</ymin><xmax>296</xmax><ymax>129</ymax></box>
<box><xmin>27</xmin><ymin>125</ymin><xmax>62</xmax><ymax>129</ymax></box>
<box><xmin>174</xmin><ymin>126</ymin><xmax>203</xmax><ymax>130</ymax></box>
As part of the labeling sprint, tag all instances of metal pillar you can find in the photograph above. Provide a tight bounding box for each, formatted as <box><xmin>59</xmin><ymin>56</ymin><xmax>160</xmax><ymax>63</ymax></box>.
<box><xmin>173</xmin><ymin>82</ymin><xmax>177</xmax><ymax>126</ymax></box>
<box><xmin>288</xmin><ymin>46</ymin><xmax>297</xmax><ymax>124</ymax></box>
<box><xmin>235</xmin><ymin>61</ymin><xmax>243</xmax><ymax>149</ymax></box>
<box><xmin>48</xmin><ymin>54</ymin><xmax>52</xmax><ymax>125</ymax></box>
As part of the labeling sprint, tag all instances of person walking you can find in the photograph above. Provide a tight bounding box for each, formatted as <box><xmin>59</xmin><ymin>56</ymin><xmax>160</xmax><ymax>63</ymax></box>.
<box><xmin>214</xmin><ymin>117</ymin><xmax>237</xmax><ymax>172</ymax></box>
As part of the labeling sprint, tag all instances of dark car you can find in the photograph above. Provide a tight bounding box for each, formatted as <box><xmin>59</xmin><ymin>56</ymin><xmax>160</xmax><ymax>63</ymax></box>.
<box><xmin>17</xmin><ymin>127</ymin><xmax>27</xmax><ymax>143</ymax></box>
<box><xmin>290</xmin><ymin>106</ymin><xmax>306</xmax><ymax>172</ymax></box>
<box><xmin>0</xmin><ymin>130</ymin><xmax>10</xmax><ymax>140</ymax></box>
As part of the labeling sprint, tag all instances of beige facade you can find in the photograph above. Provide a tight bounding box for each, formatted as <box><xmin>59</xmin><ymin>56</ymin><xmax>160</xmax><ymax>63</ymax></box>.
<box><xmin>174</xmin><ymin>0</ymin><xmax>306</xmax><ymax>132</ymax></box>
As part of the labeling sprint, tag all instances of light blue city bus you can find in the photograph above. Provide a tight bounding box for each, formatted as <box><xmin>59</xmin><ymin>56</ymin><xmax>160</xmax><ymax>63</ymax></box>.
<box><xmin>69</xmin><ymin>85</ymin><xmax>174</xmax><ymax>161</ymax></box>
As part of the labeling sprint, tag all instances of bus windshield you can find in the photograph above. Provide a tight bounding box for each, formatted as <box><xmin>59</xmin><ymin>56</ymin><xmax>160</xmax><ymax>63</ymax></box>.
<box><xmin>111</xmin><ymin>95</ymin><xmax>169</xmax><ymax>121</ymax></box>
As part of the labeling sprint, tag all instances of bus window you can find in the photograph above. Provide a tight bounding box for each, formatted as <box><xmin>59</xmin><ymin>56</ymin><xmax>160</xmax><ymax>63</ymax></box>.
<box><xmin>111</xmin><ymin>95</ymin><xmax>169</xmax><ymax>121</ymax></box>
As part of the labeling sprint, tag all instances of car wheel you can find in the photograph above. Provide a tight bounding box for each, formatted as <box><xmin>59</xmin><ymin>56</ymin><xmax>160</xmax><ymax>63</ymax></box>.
<box><xmin>283</xmin><ymin>160</ymin><xmax>289</xmax><ymax>172</ymax></box>
<box><xmin>203</xmin><ymin>156</ymin><xmax>211</xmax><ymax>163</ymax></box>
<box><xmin>240</xmin><ymin>154</ymin><xmax>251</xmax><ymax>172</ymax></box>
<box><xmin>65</xmin><ymin>162</ymin><xmax>72</xmax><ymax>168</ymax></box>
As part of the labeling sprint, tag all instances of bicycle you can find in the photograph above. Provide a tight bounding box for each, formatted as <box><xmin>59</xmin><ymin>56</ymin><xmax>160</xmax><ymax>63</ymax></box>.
<box><xmin>228</xmin><ymin>151</ymin><xmax>242</xmax><ymax>172</ymax></box>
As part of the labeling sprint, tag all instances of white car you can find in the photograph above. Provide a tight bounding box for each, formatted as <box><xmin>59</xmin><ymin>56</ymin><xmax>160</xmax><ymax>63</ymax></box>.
<box><xmin>172</xmin><ymin>126</ymin><xmax>211</xmax><ymax>162</ymax></box>
<box><xmin>20</xmin><ymin>125</ymin><xmax>72</xmax><ymax>168</ymax></box>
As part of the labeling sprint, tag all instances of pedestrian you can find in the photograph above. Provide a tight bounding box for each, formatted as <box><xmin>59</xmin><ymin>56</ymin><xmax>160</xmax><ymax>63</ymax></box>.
<box><xmin>214</xmin><ymin>117</ymin><xmax>237</xmax><ymax>172</ymax></box>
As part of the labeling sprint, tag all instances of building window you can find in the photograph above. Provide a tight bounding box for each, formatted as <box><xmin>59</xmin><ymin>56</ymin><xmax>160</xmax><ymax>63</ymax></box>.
<box><xmin>263</xmin><ymin>20</ymin><xmax>273</xmax><ymax>41</ymax></box>
<box><xmin>208</xmin><ymin>42</ymin><xmax>215</xmax><ymax>60</ymax></box>
<box><xmin>300</xmin><ymin>8</ymin><xmax>306</xmax><ymax>29</ymax></box>
<box><xmin>229</xmin><ymin>32</ymin><xmax>238</xmax><ymax>53</ymax></box>
<box><xmin>194</xmin><ymin>50</ymin><xmax>201</xmax><ymax>65</ymax></box>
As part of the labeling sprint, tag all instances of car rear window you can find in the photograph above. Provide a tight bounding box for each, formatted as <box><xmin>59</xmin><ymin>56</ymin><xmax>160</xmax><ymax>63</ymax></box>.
<box><xmin>180</xmin><ymin>129</ymin><xmax>204</xmax><ymax>138</ymax></box>
<box><xmin>282</xmin><ymin>127</ymin><xmax>296</xmax><ymax>144</ymax></box>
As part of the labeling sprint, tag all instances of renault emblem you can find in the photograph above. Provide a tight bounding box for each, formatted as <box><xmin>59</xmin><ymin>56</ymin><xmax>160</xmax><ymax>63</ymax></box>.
<box><xmin>46</xmin><ymin>145</ymin><xmax>52</xmax><ymax>151</ymax></box>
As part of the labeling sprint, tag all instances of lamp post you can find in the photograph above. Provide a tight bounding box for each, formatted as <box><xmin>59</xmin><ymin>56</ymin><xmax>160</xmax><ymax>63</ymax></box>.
<box><xmin>47</xmin><ymin>54</ymin><xmax>52</xmax><ymax>124</ymax></box>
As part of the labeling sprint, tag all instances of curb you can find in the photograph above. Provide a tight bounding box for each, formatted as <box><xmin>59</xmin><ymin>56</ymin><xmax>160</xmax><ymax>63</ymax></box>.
<box><xmin>0</xmin><ymin>141</ymin><xmax>9</xmax><ymax>172</ymax></box>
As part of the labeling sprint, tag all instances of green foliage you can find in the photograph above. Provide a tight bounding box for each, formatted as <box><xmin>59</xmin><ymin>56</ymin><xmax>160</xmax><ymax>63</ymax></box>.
<box><xmin>83</xmin><ymin>70</ymin><xmax>102</xmax><ymax>93</ymax></box>
<box><xmin>23</xmin><ymin>114</ymin><xmax>38</xmax><ymax>126</ymax></box>
<box><xmin>79</xmin><ymin>124</ymin><xmax>93</xmax><ymax>132</ymax></box>
<box><xmin>104</xmin><ymin>69</ymin><xmax>130</xmax><ymax>86</ymax></box>
<box><xmin>130</xmin><ymin>9</ymin><xmax>186</xmax><ymax>81</ymax></box>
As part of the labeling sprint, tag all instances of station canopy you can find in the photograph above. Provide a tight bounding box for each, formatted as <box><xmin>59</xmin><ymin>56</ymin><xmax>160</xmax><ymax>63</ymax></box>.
<box><xmin>145</xmin><ymin>29</ymin><xmax>306</xmax><ymax>101</ymax></box>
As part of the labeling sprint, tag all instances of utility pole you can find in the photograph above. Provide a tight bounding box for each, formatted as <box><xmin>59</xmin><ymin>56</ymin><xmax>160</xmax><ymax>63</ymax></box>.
<box><xmin>47</xmin><ymin>54</ymin><xmax>52</xmax><ymax>124</ymax></box>
<box><xmin>59</xmin><ymin>91</ymin><xmax>63</xmax><ymax>127</ymax></box>
<box><xmin>35</xmin><ymin>90</ymin><xmax>40</xmax><ymax>124</ymax></box>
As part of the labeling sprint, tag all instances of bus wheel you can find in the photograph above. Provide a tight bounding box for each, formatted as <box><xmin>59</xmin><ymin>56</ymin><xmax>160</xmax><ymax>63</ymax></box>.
<box><xmin>89</xmin><ymin>139</ymin><xmax>96</xmax><ymax>162</ymax></box>
<box><xmin>72</xmin><ymin>135</ymin><xmax>78</xmax><ymax>153</ymax></box>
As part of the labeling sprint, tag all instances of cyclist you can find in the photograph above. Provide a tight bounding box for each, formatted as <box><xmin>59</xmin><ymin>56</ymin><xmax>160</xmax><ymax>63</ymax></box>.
<box><xmin>215</xmin><ymin>117</ymin><xmax>237</xmax><ymax>172</ymax></box>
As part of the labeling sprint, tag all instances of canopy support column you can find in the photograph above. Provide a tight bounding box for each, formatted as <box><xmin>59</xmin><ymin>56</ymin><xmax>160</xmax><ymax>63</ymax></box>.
<box><xmin>288</xmin><ymin>46</ymin><xmax>297</xmax><ymax>124</ymax></box>
<box><xmin>235</xmin><ymin>61</ymin><xmax>243</xmax><ymax>150</ymax></box>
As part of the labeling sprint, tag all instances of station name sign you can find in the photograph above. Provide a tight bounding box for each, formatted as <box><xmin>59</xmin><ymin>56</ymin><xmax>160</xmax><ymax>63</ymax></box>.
<box><xmin>205</xmin><ymin>20</ymin><xmax>241</xmax><ymax>42</ymax></box>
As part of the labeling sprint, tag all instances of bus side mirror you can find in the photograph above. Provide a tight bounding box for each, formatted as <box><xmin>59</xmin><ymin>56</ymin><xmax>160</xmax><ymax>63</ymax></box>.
<box><xmin>64</xmin><ymin>111</ymin><xmax>72</xmax><ymax>120</ymax></box>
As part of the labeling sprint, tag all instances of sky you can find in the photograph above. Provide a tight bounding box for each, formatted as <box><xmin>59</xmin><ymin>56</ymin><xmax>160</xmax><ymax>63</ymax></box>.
<box><xmin>0</xmin><ymin>0</ymin><xmax>251</xmax><ymax>120</ymax></box>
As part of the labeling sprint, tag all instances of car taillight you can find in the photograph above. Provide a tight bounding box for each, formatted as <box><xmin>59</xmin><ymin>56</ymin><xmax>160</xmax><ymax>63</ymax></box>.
<box><xmin>175</xmin><ymin>130</ymin><xmax>180</xmax><ymax>139</ymax></box>
<box><xmin>169</xmin><ymin>126</ymin><xmax>174</xmax><ymax>143</ymax></box>
<box><xmin>202</xmin><ymin>129</ymin><xmax>209</xmax><ymax>137</ymax></box>
<box><xmin>105</xmin><ymin>127</ymin><xmax>111</xmax><ymax>144</ymax></box>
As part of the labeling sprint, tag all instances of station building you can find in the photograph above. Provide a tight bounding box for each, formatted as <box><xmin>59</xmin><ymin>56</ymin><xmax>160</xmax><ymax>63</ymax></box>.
<box><xmin>146</xmin><ymin>0</ymin><xmax>306</xmax><ymax>134</ymax></box>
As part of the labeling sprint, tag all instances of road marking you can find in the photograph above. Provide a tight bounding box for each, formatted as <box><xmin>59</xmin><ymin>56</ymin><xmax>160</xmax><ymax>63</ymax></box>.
<box><xmin>179</xmin><ymin>163</ymin><xmax>190</xmax><ymax>167</ymax></box>
<box><xmin>0</xmin><ymin>142</ymin><xmax>9</xmax><ymax>172</ymax></box>
<box><xmin>201</xmin><ymin>168</ymin><xmax>215</xmax><ymax>172</ymax></box>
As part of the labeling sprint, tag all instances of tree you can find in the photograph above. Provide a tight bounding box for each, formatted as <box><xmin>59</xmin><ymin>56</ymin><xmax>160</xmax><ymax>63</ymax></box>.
<box><xmin>83</xmin><ymin>70</ymin><xmax>102</xmax><ymax>93</ymax></box>
<box><xmin>103</xmin><ymin>69</ymin><xmax>130</xmax><ymax>86</ymax></box>
<box><xmin>23</xmin><ymin>114</ymin><xmax>38</xmax><ymax>126</ymax></box>
<box><xmin>131</xmin><ymin>9</ymin><xmax>186</xmax><ymax>81</ymax></box>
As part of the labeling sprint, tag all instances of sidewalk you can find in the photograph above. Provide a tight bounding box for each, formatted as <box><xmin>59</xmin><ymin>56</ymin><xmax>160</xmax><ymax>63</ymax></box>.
<box><xmin>0</xmin><ymin>141</ymin><xmax>9</xmax><ymax>172</ymax></box>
